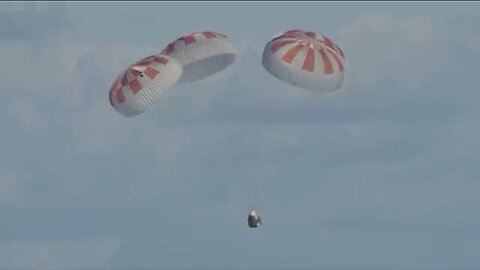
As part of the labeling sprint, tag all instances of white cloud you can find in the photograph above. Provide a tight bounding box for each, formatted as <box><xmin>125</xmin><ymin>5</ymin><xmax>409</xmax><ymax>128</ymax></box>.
<box><xmin>338</xmin><ymin>12</ymin><xmax>448</xmax><ymax>93</ymax></box>
<box><xmin>0</xmin><ymin>2</ymin><xmax>66</xmax><ymax>40</ymax></box>
<box><xmin>0</xmin><ymin>41</ymin><xmax>92</xmax><ymax>100</ymax></box>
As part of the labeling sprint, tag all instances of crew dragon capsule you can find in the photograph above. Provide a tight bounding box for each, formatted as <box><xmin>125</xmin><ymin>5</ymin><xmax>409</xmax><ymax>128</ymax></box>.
<box><xmin>248</xmin><ymin>210</ymin><xmax>262</xmax><ymax>228</ymax></box>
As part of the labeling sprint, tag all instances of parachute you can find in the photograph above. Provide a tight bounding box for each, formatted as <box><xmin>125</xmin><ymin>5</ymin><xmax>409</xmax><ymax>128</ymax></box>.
<box><xmin>109</xmin><ymin>54</ymin><xmax>183</xmax><ymax>117</ymax></box>
<box><xmin>108</xmin><ymin>30</ymin><xmax>236</xmax><ymax>117</ymax></box>
<box><xmin>161</xmin><ymin>31</ymin><xmax>237</xmax><ymax>83</ymax></box>
<box><xmin>262</xmin><ymin>29</ymin><xmax>345</xmax><ymax>92</ymax></box>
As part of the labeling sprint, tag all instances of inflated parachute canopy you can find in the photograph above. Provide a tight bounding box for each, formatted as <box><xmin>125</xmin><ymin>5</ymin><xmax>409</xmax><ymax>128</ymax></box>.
<box><xmin>109</xmin><ymin>54</ymin><xmax>183</xmax><ymax>117</ymax></box>
<box><xmin>262</xmin><ymin>29</ymin><xmax>345</xmax><ymax>92</ymax></box>
<box><xmin>161</xmin><ymin>31</ymin><xmax>237</xmax><ymax>83</ymax></box>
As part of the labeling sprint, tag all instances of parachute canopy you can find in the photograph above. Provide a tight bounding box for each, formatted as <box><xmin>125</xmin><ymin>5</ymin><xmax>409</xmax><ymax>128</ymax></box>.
<box><xmin>109</xmin><ymin>54</ymin><xmax>183</xmax><ymax>117</ymax></box>
<box><xmin>161</xmin><ymin>31</ymin><xmax>237</xmax><ymax>83</ymax></box>
<box><xmin>262</xmin><ymin>29</ymin><xmax>345</xmax><ymax>92</ymax></box>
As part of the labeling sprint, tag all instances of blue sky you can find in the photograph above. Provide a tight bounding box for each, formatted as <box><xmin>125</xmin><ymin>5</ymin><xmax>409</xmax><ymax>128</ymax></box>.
<box><xmin>1</xmin><ymin>1</ymin><xmax>480</xmax><ymax>269</ymax></box>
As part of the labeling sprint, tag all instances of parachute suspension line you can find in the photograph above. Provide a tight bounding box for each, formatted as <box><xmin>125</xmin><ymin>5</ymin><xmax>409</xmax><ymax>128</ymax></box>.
<box><xmin>142</xmin><ymin>73</ymin><xmax>170</xmax><ymax>102</ymax></box>
<box><xmin>254</xmin><ymin>123</ymin><xmax>268</xmax><ymax>212</ymax></box>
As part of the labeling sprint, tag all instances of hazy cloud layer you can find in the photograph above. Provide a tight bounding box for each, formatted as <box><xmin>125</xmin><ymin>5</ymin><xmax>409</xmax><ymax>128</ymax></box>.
<box><xmin>0</xmin><ymin>2</ymin><xmax>479</xmax><ymax>269</ymax></box>
<box><xmin>0</xmin><ymin>237</ymin><xmax>120</xmax><ymax>269</ymax></box>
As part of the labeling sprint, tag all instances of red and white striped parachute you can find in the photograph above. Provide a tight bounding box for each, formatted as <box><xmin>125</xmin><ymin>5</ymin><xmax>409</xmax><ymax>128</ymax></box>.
<box><xmin>262</xmin><ymin>29</ymin><xmax>345</xmax><ymax>92</ymax></box>
<box><xmin>161</xmin><ymin>31</ymin><xmax>237</xmax><ymax>83</ymax></box>
<box><xmin>109</xmin><ymin>54</ymin><xmax>182</xmax><ymax>117</ymax></box>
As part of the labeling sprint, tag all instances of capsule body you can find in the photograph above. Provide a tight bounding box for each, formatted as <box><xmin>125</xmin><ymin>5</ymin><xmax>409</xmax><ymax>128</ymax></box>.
<box><xmin>248</xmin><ymin>211</ymin><xmax>262</xmax><ymax>228</ymax></box>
